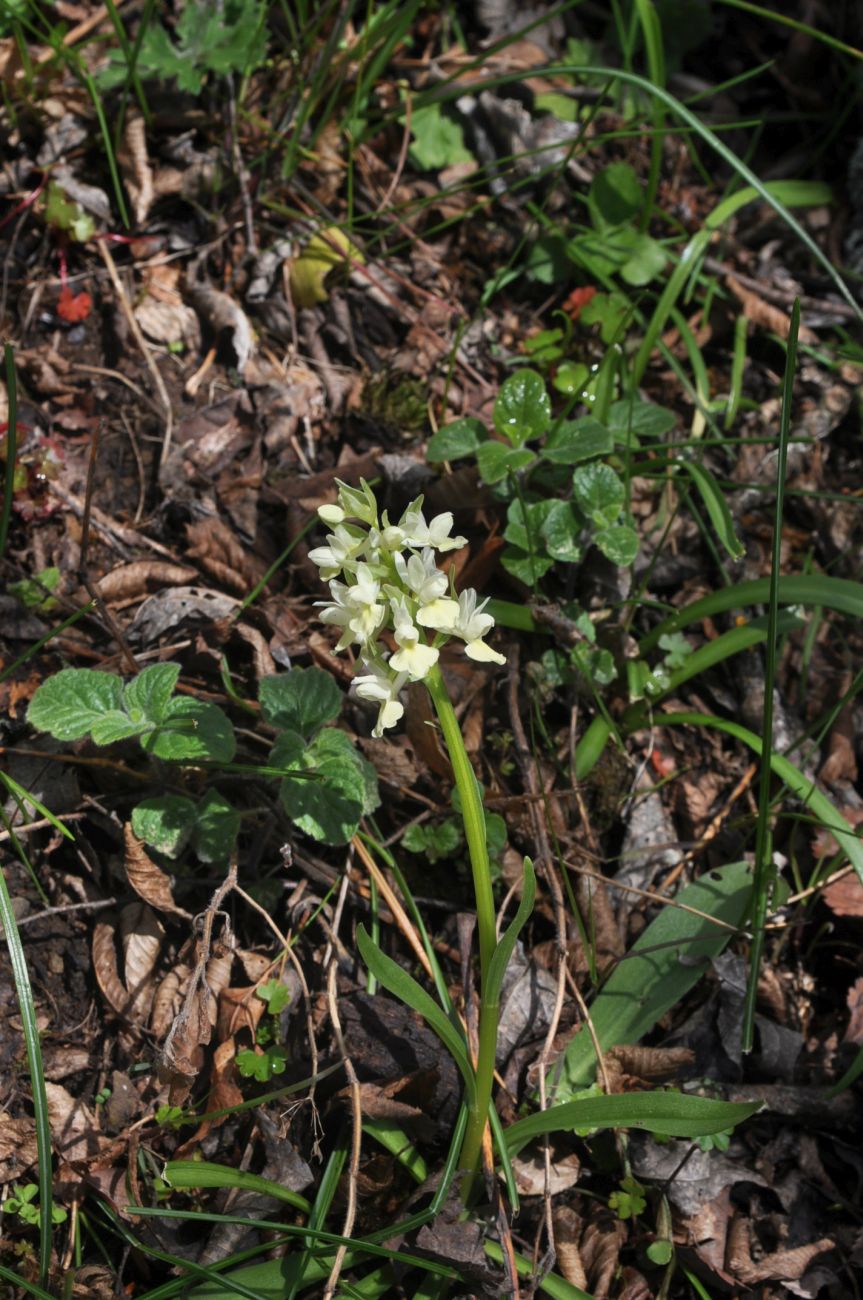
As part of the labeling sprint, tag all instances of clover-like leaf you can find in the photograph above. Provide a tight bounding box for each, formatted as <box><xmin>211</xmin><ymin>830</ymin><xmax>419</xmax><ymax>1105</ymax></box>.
<box><xmin>141</xmin><ymin>697</ymin><xmax>236</xmax><ymax>763</ymax></box>
<box><xmin>28</xmin><ymin>669</ymin><xmax>124</xmax><ymax>741</ymax></box>
<box><xmin>493</xmin><ymin>369</ymin><xmax>551</xmax><ymax>445</ymax></box>
<box><xmin>132</xmin><ymin>794</ymin><xmax>198</xmax><ymax>857</ymax></box>
<box><xmin>124</xmin><ymin>663</ymin><xmax>181</xmax><ymax>725</ymax></box>
<box><xmin>259</xmin><ymin>667</ymin><xmax>342</xmax><ymax>738</ymax></box>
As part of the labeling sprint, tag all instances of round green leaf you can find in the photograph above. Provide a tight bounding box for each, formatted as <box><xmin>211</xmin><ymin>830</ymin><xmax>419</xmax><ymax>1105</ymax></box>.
<box><xmin>595</xmin><ymin>524</ymin><xmax>639</xmax><ymax>567</ymax></box>
<box><xmin>540</xmin><ymin>501</ymin><xmax>584</xmax><ymax>564</ymax></box>
<box><xmin>493</xmin><ymin>369</ymin><xmax>551</xmax><ymax>445</ymax></box>
<box><xmin>425</xmin><ymin>417</ymin><xmax>485</xmax><ymax>463</ymax></box>
<box><xmin>572</xmin><ymin>461</ymin><xmax>625</xmax><ymax>527</ymax></box>
<box><xmin>646</xmin><ymin>1240</ymin><xmax>674</xmax><ymax>1266</ymax></box>
<box><xmin>589</xmin><ymin>162</ymin><xmax>643</xmax><ymax>228</ymax></box>
<box><xmin>280</xmin><ymin>756</ymin><xmax>365</xmax><ymax>845</ymax></box>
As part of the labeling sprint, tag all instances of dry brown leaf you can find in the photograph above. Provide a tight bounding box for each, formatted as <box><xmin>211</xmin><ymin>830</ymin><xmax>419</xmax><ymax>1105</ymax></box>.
<box><xmin>581</xmin><ymin>1216</ymin><xmax>626</xmax><ymax>1300</ymax></box>
<box><xmin>735</xmin><ymin>1233</ymin><xmax>835</xmax><ymax>1285</ymax></box>
<box><xmin>120</xmin><ymin>113</ymin><xmax>154</xmax><ymax>225</ymax></box>
<box><xmin>95</xmin><ymin>561</ymin><xmax>198</xmax><ymax>603</ymax></box>
<box><xmin>844</xmin><ymin>976</ymin><xmax>863</xmax><ymax>1045</ymax></box>
<box><xmin>45</xmin><ymin>1082</ymin><xmax>105</xmax><ymax>1162</ymax></box>
<box><xmin>185</xmin><ymin>517</ymin><xmax>266</xmax><ymax>594</ymax></box>
<box><xmin>552</xmin><ymin>1206</ymin><xmax>588</xmax><ymax>1290</ymax></box>
<box><xmin>124</xmin><ymin>824</ymin><xmax>191</xmax><ymax>919</ymax></box>
<box><xmin>822</xmin><ymin>872</ymin><xmax>863</xmax><ymax>918</ymax></box>
<box><xmin>150</xmin><ymin>962</ymin><xmax>195</xmax><ymax>1039</ymax></box>
<box><xmin>184</xmin><ymin>281</ymin><xmax>255</xmax><ymax>370</ymax></box>
<box><xmin>216</xmin><ymin>984</ymin><xmax>267</xmax><ymax>1041</ymax></box>
<box><xmin>0</xmin><ymin>1113</ymin><xmax>38</xmax><ymax>1183</ymax></box>
<box><xmin>174</xmin><ymin>1036</ymin><xmax>244</xmax><ymax>1155</ymax></box>
<box><xmin>231</xmin><ymin>620</ymin><xmax>277</xmax><ymax>680</ymax></box>
<box><xmin>813</xmin><ymin>805</ymin><xmax>863</xmax><ymax>860</ymax></box>
<box><xmin>135</xmin><ymin>297</ymin><xmax>201</xmax><ymax>350</ymax></box>
<box><xmin>92</xmin><ymin>912</ymin><xmax>136</xmax><ymax>1019</ymax></box>
<box><xmin>727</xmin><ymin>275</ymin><xmax>818</xmax><ymax>343</ymax></box>
<box><xmin>120</xmin><ymin>902</ymin><xmax>164</xmax><ymax>1023</ymax></box>
<box><xmin>605</xmin><ymin>1044</ymin><xmax>695</xmax><ymax>1083</ymax></box>
<box><xmin>512</xmin><ymin>1147</ymin><xmax>581</xmax><ymax>1197</ymax></box>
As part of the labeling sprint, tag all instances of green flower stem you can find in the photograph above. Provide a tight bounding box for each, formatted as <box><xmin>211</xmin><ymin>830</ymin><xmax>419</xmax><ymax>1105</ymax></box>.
<box><xmin>424</xmin><ymin>663</ymin><xmax>497</xmax><ymax>1197</ymax></box>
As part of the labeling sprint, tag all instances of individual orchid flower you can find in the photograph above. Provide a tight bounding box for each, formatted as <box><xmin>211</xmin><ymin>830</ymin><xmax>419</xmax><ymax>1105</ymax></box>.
<box><xmin>308</xmin><ymin>524</ymin><xmax>366</xmax><ymax>579</ymax></box>
<box><xmin>395</xmin><ymin>548</ymin><xmax>449</xmax><ymax>605</ymax></box>
<box><xmin>450</xmin><ymin>589</ymin><xmax>506</xmax><ymax>664</ymax></box>
<box><xmin>353</xmin><ymin>661</ymin><xmax>407</xmax><ymax>737</ymax></box>
<box><xmin>400</xmin><ymin>504</ymin><xmax>467</xmax><ymax>553</ymax></box>
<box><xmin>389</xmin><ymin>598</ymin><xmax>439</xmax><ymax>680</ymax></box>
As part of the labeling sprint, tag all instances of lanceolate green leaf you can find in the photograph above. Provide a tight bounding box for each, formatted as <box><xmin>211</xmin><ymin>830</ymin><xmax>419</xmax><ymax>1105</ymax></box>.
<box><xmin>659</xmin><ymin>713</ymin><xmax>863</xmax><ymax>881</ymax></box>
<box><xmin>678</xmin><ymin>460</ymin><xmax>744</xmax><ymax>559</ymax></box>
<box><xmin>550</xmin><ymin>861</ymin><xmax>754</xmax><ymax>1095</ymax></box>
<box><xmin>506</xmin><ymin>1092</ymin><xmax>762</xmax><ymax>1156</ymax></box>
<box><xmin>165</xmin><ymin>1161</ymin><xmax>310</xmax><ymax>1214</ymax></box>
<box><xmin>356</xmin><ymin>926</ymin><xmax>476</xmax><ymax>1108</ymax></box>
<box><xmin>640</xmin><ymin>575</ymin><xmax>863</xmax><ymax>654</ymax></box>
<box><xmin>486</xmin><ymin>858</ymin><xmax>536</xmax><ymax>1007</ymax></box>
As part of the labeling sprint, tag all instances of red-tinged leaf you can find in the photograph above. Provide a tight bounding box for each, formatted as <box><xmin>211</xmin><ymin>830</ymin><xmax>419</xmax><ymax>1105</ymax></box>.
<box><xmin>562</xmin><ymin>285</ymin><xmax>597</xmax><ymax>320</ymax></box>
<box><xmin>57</xmin><ymin>284</ymin><xmax>92</xmax><ymax>322</ymax></box>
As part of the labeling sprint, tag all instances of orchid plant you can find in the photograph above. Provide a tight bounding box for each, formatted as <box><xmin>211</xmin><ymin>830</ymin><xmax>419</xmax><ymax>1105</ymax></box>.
<box><xmin>312</xmin><ymin>479</ymin><xmax>534</xmax><ymax>1200</ymax></box>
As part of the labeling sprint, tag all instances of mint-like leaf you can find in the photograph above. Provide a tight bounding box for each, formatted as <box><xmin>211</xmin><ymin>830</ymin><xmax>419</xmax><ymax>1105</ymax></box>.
<box><xmin>543</xmin><ymin>418</ymin><xmax>613</xmax><ymax>465</ymax></box>
<box><xmin>142</xmin><ymin>697</ymin><xmax>236</xmax><ymax>763</ymax></box>
<box><xmin>28</xmin><ymin>669</ymin><xmax>123</xmax><ymax>741</ymax></box>
<box><xmin>90</xmin><ymin>712</ymin><xmax>152</xmax><ymax>746</ymax></box>
<box><xmin>124</xmin><ymin>663</ymin><xmax>181</xmax><ymax>724</ymax></box>
<box><xmin>132</xmin><ymin>795</ymin><xmax>197</xmax><ymax>857</ymax></box>
<box><xmin>278</xmin><ymin>730</ymin><xmax>368</xmax><ymax>846</ymax></box>
<box><xmin>192</xmin><ymin>790</ymin><xmax>241</xmax><ymax>864</ymax></box>
<box><xmin>259</xmin><ymin>667</ymin><xmax>341</xmax><ymax>738</ymax></box>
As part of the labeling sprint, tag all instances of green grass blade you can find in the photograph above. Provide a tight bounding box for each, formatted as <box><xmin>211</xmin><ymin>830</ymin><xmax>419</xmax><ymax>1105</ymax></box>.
<box><xmin>485</xmin><ymin>857</ymin><xmax>536</xmax><ymax>1006</ymax></box>
<box><xmin>639</xmin><ymin>575</ymin><xmax>863</xmax><ymax>654</ymax></box>
<box><xmin>549</xmin><ymin>861</ymin><xmax>755</xmax><ymax>1095</ymax></box>
<box><xmin>633</xmin><ymin>0</ymin><xmax>666</xmax><ymax>227</ymax></box>
<box><xmin>657</xmin><ymin>712</ymin><xmax>863</xmax><ymax>879</ymax></box>
<box><xmin>714</xmin><ymin>0</ymin><xmax>863</xmax><ymax>59</ymax></box>
<box><xmin>506</xmin><ymin>1092</ymin><xmax>762</xmax><ymax>1156</ymax></box>
<box><xmin>742</xmin><ymin>301</ymin><xmax>799</xmax><ymax>1051</ymax></box>
<box><xmin>485</xmin><ymin>1240</ymin><xmax>594</xmax><ymax>1299</ymax></box>
<box><xmin>0</xmin><ymin>865</ymin><xmax>54</xmax><ymax>1284</ymax></box>
<box><xmin>164</xmin><ymin>1160</ymin><xmax>311</xmax><ymax>1213</ymax></box>
<box><xmin>678</xmin><ymin>460</ymin><xmax>745</xmax><ymax>559</ymax></box>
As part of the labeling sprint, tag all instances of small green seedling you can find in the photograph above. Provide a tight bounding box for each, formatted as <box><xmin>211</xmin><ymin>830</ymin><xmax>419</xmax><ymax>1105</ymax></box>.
<box><xmin>2</xmin><ymin>1184</ymin><xmax>67</xmax><ymax>1228</ymax></box>
<box><xmin>609</xmin><ymin>1174</ymin><xmax>647</xmax><ymax>1221</ymax></box>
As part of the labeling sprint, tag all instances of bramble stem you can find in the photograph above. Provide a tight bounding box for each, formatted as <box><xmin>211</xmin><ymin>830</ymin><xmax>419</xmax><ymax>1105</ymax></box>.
<box><xmin>425</xmin><ymin>663</ymin><xmax>497</xmax><ymax>1200</ymax></box>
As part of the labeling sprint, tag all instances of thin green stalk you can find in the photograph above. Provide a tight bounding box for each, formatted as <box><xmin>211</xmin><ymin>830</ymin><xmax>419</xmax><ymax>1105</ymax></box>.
<box><xmin>423</xmin><ymin>663</ymin><xmax>496</xmax><ymax>1194</ymax></box>
<box><xmin>741</xmin><ymin>300</ymin><xmax>799</xmax><ymax>1052</ymax></box>
<box><xmin>1</xmin><ymin>343</ymin><xmax>18</xmax><ymax>560</ymax></box>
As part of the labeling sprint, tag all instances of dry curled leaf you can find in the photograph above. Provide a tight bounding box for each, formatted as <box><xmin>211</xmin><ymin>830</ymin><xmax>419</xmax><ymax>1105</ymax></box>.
<box><xmin>45</xmin><ymin>1082</ymin><xmax>105</xmax><ymax>1163</ymax></box>
<box><xmin>726</xmin><ymin>275</ymin><xmax>818</xmax><ymax>342</ymax></box>
<box><xmin>120</xmin><ymin>902</ymin><xmax>164</xmax><ymax>1023</ymax></box>
<box><xmin>150</xmin><ymin>962</ymin><xmax>195</xmax><ymax>1039</ymax></box>
<box><xmin>552</xmin><ymin>1206</ymin><xmax>588</xmax><ymax>1290</ymax></box>
<box><xmin>94</xmin><ymin>561</ymin><xmax>198</xmax><ymax>603</ymax></box>
<box><xmin>0</xmin><ymin>1113</ymin><xmax>38</xmax><ymax>1183</ymax></box>
<box><xmin>124</xmin><ymin>824</ymin><xmax>191</xmax><ymax>919</ymax></box>
<box><xmin>184</xmin><ymin>281</ymin><xmax>255</xmax><ymax>369</ymax></box>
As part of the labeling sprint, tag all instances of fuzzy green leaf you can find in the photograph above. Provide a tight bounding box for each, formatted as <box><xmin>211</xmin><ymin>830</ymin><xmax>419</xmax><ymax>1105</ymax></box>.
<box><xmin>259</xmin><ymin>667</ymin><xmax>342</xmax><ymax>738</ymax></box>
<box><xmin>543</xmin><ymin>417</ymin><xmax>614</xmax><ymax>464</ymax></box>
<box><xmin>28</xmin><ymin>669</ymin><xmax>124</xmax><ymax>741</ymax></box>
<box><xmin>141</xmin><ymin>697</ymin><xmax>236</xmax><ymax>763</ymax></box>
<box><xmin>132</xmin><ymin>795</ymin><xmax>197</xmax><ymax>857</ymax></box>
<box><xmin>123</xmin><ymin>663</ymin><xmax>181</xmax><ymax>725</ymax></box>
<box><xmin>192</xmin><ymin>790</ymin><xmax>241</xmax><ymax>864</ymax></box>
<box><xmin>475</xmin><ymin>442</ymin><xmax>537</xmax><ymax>485</ymax></box>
